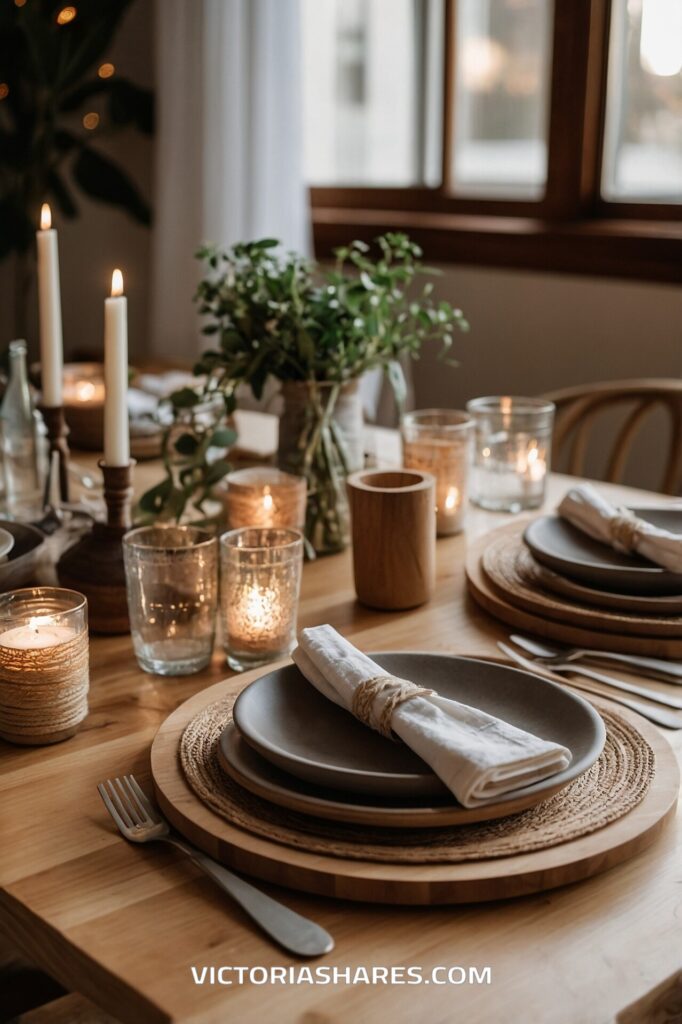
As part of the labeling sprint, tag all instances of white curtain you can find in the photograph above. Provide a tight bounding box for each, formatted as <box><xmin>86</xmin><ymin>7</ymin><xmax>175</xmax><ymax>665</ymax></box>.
<box><xmin>150</xmin><ymin>0</ymin><xmax>310</xmax><ymax>363</ymax></box>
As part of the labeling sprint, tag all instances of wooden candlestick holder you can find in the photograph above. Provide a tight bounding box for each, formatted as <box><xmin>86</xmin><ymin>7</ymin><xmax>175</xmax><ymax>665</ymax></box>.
<box><xmin>40</xmin><ymin>405</ymin><xmax>70</xmax><ymax>503</ymax></box>
<box><xmin>57</xmin><ymin>461</ymin><xmax>135</xmax><ymax>634</ymax></box>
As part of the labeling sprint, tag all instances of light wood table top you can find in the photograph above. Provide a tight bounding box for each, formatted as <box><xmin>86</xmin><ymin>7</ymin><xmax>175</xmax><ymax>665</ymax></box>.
<box><xmin>1</xmin><ymin>459</ymin><xmax>681</xmax><ymax>1024</ymax></box>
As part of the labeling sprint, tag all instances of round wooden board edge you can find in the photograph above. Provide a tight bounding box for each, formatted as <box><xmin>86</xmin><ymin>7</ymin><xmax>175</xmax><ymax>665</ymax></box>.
<box><xmin>466</xmin><ymin>527</ymin><xmax>682</xmax><ymax>658</ymax></box>
<box><xmin>150</xmin><ymin>671</ymin><xmax>680</xmax><ymax>905</ymax></box>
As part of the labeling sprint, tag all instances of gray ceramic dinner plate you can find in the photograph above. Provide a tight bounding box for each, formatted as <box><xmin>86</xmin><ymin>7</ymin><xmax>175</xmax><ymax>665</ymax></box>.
<box><xmin>231</xmin><ymin>653</ymin><xmax>605</xmax><ymax>801</ymax></box>
<box><xmin>0</xmin><ymin>528</ymin><xmax>14</xmax><ymax>561</ymax></box>
<box><xmin>524</xmin><ymin>509</ymin><xmax>682</xmax><ymax>596</ymax></box>
<box><xmin>219</xmin><ymin>724</ymin><xmax>567</xmax><ymax>827</ymax></box>
<box><xmin>0</xmin><ymin>521</ymin><xmax>45</xmax><ymax>590</ymax></box>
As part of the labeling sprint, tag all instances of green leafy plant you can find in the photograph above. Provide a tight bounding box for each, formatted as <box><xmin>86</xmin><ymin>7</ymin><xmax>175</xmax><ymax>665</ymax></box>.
<box><xmin>193</xmin><ymin>233</ymin><xmax>468</xmax><ymax>399</ymax></box>
<box><xmin>0</xmin><ymin>0</ymin><xmax>153</xmax><ymax>334</ymax></box>
<box><xmin>136</xmin><ymin>389</ymin><xmax>237</xmax><ymax>528</ymax></box>
<box><xmin>141</xmin><ymin>234</ymin><xmax>469</xmax><ymax>547</ymax></box>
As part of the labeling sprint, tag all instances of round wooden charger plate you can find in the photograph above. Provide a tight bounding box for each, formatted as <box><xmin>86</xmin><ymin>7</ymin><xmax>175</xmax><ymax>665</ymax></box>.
<box><xmin>481</xmin><ymin>527</ymin><xmax>682</xmax><ymax>637</ymax></box>
<box><xmin>467</xmin><ymin>523</ymin><xmax>682</xmax><ymax>658</ymax></box>
<box><xmin>150</xmin><ymin>674</ymin><xmax>679</xmax><ymax>905</ymax></box>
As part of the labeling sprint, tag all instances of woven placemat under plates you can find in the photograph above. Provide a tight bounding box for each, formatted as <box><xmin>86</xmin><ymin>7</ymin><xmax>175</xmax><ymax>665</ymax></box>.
<box><xmin>179</xmin><ymin>695</ymin><xmax>655</xmax><ymax>864</ymax></box>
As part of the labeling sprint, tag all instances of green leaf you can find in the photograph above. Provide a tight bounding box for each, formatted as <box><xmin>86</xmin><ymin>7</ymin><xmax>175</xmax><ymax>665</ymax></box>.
<box><xmin>209</xmin><ymin>427</ymin><xmax>237</xmax><ymax>448</ymax></box>
<box><xmin>72</xmin><ymin>146</ymin><xmax>151</xmax><ymax>225</ymax></box>
<box><xmin>170</xmin><ymin>387</ymin><xmax>201</xmax><ymax>409</ymax></box>
<box><xmin>204</xmin><ymin>458</ymin><xmax>232</xmax><ymax>486</ymax></box>
<box><xmin>138</xmin><ymin>476</ymin><xmax>172</xmax><ymax>514</ymax></box>
<box><xmin>174</xmin><ymin>433</ymin><xmax>199</xmax><ymax>456</ymax></box>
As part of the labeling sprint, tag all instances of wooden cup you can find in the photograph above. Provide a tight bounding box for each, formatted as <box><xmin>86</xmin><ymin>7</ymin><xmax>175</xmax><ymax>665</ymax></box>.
<box><xmin>347</xmin><ymin>469</ymin><xmax>436</xmax><ymax>610</ymax></box>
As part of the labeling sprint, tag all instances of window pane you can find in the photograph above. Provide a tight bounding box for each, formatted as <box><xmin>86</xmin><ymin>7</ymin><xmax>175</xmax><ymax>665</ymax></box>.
<box><xmin>602</xmin><ymin>0</ymin><xmax>682</xmax><ymax>203</ymax></box>
<box><xmin>302</xmin><ymin>0</ymin><xmax>443</xmax><ymax>186</ymax></box>
<box><xmin>449</xmin><ymin>0</ymin><xmax>553</xmax><ymax>197</ymax></box>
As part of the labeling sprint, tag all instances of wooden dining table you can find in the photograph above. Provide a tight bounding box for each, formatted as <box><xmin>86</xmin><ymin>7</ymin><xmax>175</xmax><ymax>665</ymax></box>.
<box><xmin>1</xmin><ymin>436</ymin><xmax>681</xmax><ymax>1024</ymax></box>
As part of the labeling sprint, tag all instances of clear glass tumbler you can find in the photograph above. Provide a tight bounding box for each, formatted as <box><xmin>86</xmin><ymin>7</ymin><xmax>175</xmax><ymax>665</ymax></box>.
<box><xmin>401</xmin><ymin>409</ymin><xmax>474</xmax><ymax>536</ymax></box>
<box><xmin>466</xmin><ymin>396</ymin><xmax>555</xmax><ymax>512</ymax></box>
<box><xmin>220</xmin><ymin>527</ymin><xmax>304</xmax><ymax>672</ymax></box>
<box><xmin>123</xmin><ymin>525</ymin><xmax>218</xmax><ymax>675</ymax></box>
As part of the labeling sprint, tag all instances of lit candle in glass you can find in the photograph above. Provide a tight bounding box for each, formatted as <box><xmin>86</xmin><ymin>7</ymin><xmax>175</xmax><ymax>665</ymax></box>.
<box><xmin>467</xmin><ymin>397</ymin><xmax>554</xmax><ymax>513</ymax></box>
<box><xmin>0</xmin><ymin>588</ymin><xmax>88</xmax><ymax>746</ymax></box>
<box><xmin>223</xmin><ymin>467</ymin><xmax>307</xmax><ymax>531</ymax></box>
<box><xmin>401</xmin><ymin>409</ymin><xmax>473</xmax><ymax>535</ymax></box>
<box><xmin>62</xmin><ymin>363</ymin><xmax>106</xmax><ymax>450</ymax></box>
<box><xmin>220</xmin><ymin>528</ymin><xmax>304</xmax><ymax>672</ymax></box>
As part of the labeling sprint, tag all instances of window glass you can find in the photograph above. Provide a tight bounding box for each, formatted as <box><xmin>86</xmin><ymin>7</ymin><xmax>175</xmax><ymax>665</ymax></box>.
<box><xmin>302</xmin><ymin>0</ymin><xmax>443</xmax><ymax>186</ymax></box>
<box><xmin>602</xmin><ymin>0</ymin><xmax>682</xmax><ymax>202</ymax></box>
<box><xmin>449</xmin><ymin>0</ymin><xmax>553</xmax><ymax>197</ymax></box>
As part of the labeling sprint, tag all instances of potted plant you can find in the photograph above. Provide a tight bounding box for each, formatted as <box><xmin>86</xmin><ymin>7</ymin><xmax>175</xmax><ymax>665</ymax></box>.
<box><xmin>142</xmin><ymin>233</ymin><xmax>468</xmax><ymax>553</ymax></box>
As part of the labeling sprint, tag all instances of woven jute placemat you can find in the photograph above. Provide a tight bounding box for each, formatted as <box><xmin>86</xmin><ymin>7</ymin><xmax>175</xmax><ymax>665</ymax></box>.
<box><xmin>180</xmin><ymin>696</ymin><xmax>655</xmax><ymax>864</ymax></box>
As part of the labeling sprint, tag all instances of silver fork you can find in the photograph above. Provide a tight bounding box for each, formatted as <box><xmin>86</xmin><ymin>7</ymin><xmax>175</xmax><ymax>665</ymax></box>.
<box><xmin>509</xmin><ymin>634</ymin><xmax>682</xmax><ymax>684</ymax></box>
<box><xmin>97</xmin><ymin>774</ymin><xmax>334</xmax><ymax>957</ymax></box>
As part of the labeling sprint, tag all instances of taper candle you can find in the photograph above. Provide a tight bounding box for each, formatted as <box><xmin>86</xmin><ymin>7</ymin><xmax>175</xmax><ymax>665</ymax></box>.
<box><xmin>104</xmin><ymin>269</ymin><xmax>129</xmax><ymax>466</ymax></box>
<box><xmin>36</xmin><ymin>204</ymin><xmax>64</xmax><ymax>407</ymax></box>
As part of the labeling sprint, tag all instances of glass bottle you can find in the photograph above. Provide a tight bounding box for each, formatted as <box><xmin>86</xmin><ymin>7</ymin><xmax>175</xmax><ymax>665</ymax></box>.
<box><xmin>1</xmin><ymin>340</ymin><xmax>42</xmax><ymax>516</ymax></box>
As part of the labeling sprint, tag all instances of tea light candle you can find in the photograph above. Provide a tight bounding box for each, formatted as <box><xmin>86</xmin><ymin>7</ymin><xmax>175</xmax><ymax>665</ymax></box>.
<box><xmin>0</xmin><ymin>588</ymin><xmax>89</xmax><ymax>746</ymax></box>
<box><xmin>220</xmin><ymin>528</ymin><xmax>304</xmax><ymax>672</ymax></box>
<box><xmin>467</xmin><ymin>397</ymin><xmax>555</xmax><ymax>513</ymax></box>
<box><xmin>223</xmin><ymin>467</ymin><xmax>307</xmax><ymax>530</ymax></box>
<box><xmin>401</xmin><ymin>410</ymin><xmax>473</xmax><ymax>536</ymax></box>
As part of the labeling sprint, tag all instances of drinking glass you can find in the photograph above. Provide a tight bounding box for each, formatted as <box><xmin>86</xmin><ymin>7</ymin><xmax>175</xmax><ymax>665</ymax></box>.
<box><xmin>123</xmin><ymin>525</ymin><xmax>218</xmax><ymax>675</ymax></box>
<box><xmin>401</xmin><ymin>409</ymin><xmax>474</xmax><ymax>535</ymax></box>
<box><xmin>220</xmin><ymin>527</ymin><xmax>304</xmax><ymax>672</ymax></box>
<box><xmin>466</xmin><ymin>396</ymin><xmax>555</xmax><ymax>512</ymax></box>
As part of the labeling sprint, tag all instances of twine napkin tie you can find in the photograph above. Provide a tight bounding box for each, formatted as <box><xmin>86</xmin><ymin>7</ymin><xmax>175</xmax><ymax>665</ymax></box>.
<box><xmin>351</xmin><ymin>675</ymin><xmax>435</xmax><ymax>738</ymax></box>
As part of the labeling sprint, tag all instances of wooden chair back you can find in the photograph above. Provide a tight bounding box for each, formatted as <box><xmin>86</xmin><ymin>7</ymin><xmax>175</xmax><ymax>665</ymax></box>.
<box><xmin>544</xmin><ymin>379</ymin><xmax>682</xmax><ymax>495</ymax></box>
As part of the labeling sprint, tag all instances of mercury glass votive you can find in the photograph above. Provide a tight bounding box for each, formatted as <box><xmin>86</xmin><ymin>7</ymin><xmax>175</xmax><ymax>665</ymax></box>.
<box><xmin>0</xmin><ymin>587</ymin><xmax>89</xmax><ymax>746</ymax></box>
<box><xmin>123</xmin><ymin>526</ymin><xmax>218</xmax><ymax>676</ymax></box>
<box><xmin>401</xmin><ymin>409</ymin><xmax>474</xmax><ymax>535</ymax></box>
<box><xmin>220</xmin><ymin>527</ymin><xmax>304</xmax><ymax>672</ymax></box>
<box><xmin>223</xmin><ymin>467</ymin><xmax>307</xmax><ymax>531</ymax></box>
<box><xmin>466</xmin><ymin>396</ymin><xmax>555</xmax><ymax>512</ymax></box>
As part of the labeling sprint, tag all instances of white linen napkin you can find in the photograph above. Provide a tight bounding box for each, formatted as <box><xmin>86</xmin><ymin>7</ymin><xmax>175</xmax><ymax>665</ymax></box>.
<box><xmin>291</xmin><ymin>625</ymin><xmax>571</xmax><ymax>808</ymax></box>
<box><xmin>558</xmin><ymin>484</ymin><xmax>682</xmax><ymax>573</ymax></box>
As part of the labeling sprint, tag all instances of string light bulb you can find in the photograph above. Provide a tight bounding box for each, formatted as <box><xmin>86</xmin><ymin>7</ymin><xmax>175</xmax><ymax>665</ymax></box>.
<box><xmin>56</xmin><ymin>6</ymin><xmax>77</xmax><ymax>25</ymax></box>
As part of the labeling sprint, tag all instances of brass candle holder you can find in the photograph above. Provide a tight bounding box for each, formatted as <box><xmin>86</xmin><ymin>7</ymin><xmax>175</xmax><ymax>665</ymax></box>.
<box><xmin>40</xmin><ymin>405</ymin><xmax>70</xmax><ymax>503</ymax></box>
<box><xmin>57</xmin><ymin>461</ymin><xmax>135</xmax><ymax>634</ymax></box>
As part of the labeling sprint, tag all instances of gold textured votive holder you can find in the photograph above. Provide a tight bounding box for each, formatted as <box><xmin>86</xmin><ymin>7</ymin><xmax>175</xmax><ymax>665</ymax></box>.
<box><xmin>0</xmin><ymin>587</ymin><xmax>89</xmax><ymax>746</ymax></box>
<box><xmin>223</xmin><ymin>467</ymin><xmax>307</xmax><ymax>531</ymax></box>
<box><xmin>401</xmin><ymin>409</ymin><xmax>474</xmax><ymax>536</ymax></box>
<box><xmin>220</xmin><ymin>527</ymin><xmax>304</xmax><ymax>672</ymax></box>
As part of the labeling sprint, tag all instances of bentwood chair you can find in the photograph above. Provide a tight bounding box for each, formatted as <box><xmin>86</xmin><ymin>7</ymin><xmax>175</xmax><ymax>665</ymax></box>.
<box><xmin>544</xmin><ymin>379</ymin><xmax>682</xmax><ymax>496</ymax></box>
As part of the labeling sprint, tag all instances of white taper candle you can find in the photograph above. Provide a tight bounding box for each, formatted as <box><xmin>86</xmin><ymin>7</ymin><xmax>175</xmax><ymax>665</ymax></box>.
<box><xmin>103</xmin><ymin>269</ymin><xmax>129</xmax><ymax>466</ymax></box>
<box><xmin>36</xmin><ymin>204</ymin><xmax>64</xmax><ymax>407</ymax></box>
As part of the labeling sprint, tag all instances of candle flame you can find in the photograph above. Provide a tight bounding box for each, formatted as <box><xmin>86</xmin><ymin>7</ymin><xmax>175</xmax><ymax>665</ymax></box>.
<box><xmin>76</xmin><ymin>380</ymin><xmax>96</xmax><ymax>402</ymax></box>
<box><xmin>262</xmin><ymin>488</ymin><xmax>274</xmax><ymax>512</ymax></box>
<box><xmin>111</xmin><ymin>268</ymin><xmax>124</xmax><ymax>296</ymax></box>
<box><xmin>40</xmin><ymin>203</ymin><xmax>52</xmax><ymax>230</ymax></box>
<box><xmin>444</xmin><ymin>486</ymin><xmax>459</xmax><ymax>512</ymax></box>
<box><xmin>28</xmin><ymin>615</ymin><xmax>52</xmax><ymax>630</ymax></box>
<box><xmin>500</xmin><ymin>396</ymin><xmax>512</xmax><ymax>416</ymax></box>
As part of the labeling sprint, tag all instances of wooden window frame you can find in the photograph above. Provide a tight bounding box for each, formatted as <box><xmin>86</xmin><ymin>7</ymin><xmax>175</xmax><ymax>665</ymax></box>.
<box><xmin>310</xmin><ymin>0</ymin><xmax>682</xmax><ymax>283</ymax></box>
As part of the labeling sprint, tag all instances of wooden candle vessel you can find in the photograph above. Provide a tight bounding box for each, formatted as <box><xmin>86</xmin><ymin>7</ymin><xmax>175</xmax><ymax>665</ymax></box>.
<box><xmin>57</xmin><ymin>461</ymin><xmax>135</xmax><ymax>634</ymax></box>
<box><xmin>40</xmin><ymin>405</ymin><xmax>70</xmax><ymax>503</ymax></box>
<box><xmin>347</xmin><ymin>469</ymin><xmax>436</xmax><ymax>610</ymax></box>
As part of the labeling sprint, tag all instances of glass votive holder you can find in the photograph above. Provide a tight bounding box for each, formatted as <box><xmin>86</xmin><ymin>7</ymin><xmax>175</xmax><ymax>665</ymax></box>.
<box><xmin>123</xmin><ymin>525</ymin><xmax>218</xmax><ymax>676</ymax></box>
<box><xmin>466</xmin><ymin>396</ymin><xmax>555</xmax><ymax>513</ymax></box>
<box><xmin>0</xmin><ymin>587</ymin><xmax>89</xmax><ymax>746</ymax></box>
<box><xmin>220</xmin><ymin>527</ymin><xmax>304</xmax><ymax>672</ymax></box>
<box><xmin>401</xmin><ymin>409</ymin><xmax>474</xmax><ymax>536</ymax></box>
<box><xmin>222</xmin><ymin>467</ymin><xmax>306</xmax><ymax>531</ymax></box>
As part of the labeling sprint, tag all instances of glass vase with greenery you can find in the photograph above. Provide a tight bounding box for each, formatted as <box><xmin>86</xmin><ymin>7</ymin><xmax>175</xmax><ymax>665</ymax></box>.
<box><xmin>142</xmin><ymin>233</ymin><xmax>468</xmax><ymax>553</ymax></box>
